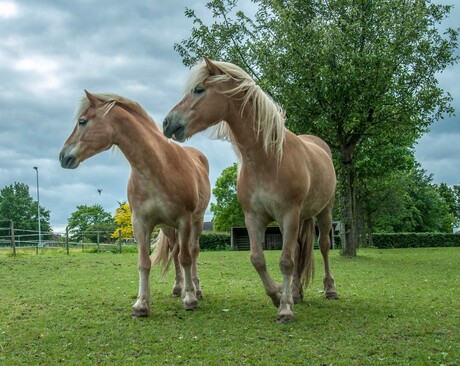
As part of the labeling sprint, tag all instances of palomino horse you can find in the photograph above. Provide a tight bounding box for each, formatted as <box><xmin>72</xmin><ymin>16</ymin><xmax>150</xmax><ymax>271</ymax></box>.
<box><xmin>59</xmin><ymin>91</ymin><xmax>211</xmax><ymax>316</ymax></box>
<box><xmin>163</xmin><ymin>58</ymin><xmax>338</xmax><ymax>322</ymax></box>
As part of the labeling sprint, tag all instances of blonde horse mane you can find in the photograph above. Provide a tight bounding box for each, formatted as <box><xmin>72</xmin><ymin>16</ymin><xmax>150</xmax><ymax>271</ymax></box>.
<box><xmin>185</xmin><ymin>60</ymin><xmax>286</xmax><ymax>163</ymax></box>
<box><xmin>75</xmin><ymin>92</ymin><xmax>155</xmax><ymax>125</ymax></box>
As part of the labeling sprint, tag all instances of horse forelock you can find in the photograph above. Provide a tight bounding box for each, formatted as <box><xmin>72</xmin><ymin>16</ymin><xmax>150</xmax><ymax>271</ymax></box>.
<box><xmin>187</xmin><ymin>60</ymin><xmax>286</xmax><ymax>163</ymax></box>
<box><xmin>75</xmin><ymin>93</ymin><xmax>154</xmax><ymax>124</ymax></box>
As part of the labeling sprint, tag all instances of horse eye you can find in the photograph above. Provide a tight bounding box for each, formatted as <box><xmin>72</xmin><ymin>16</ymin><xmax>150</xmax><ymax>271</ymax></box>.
<box><xmin>193</xmin><ymin>86</ymin><xmax>205</xmax><ymax>95</ymax></box>
<box><xmin>78</xmin><ymin>119</ymin><xmax>87</xmax><ymax>126</ymax></box>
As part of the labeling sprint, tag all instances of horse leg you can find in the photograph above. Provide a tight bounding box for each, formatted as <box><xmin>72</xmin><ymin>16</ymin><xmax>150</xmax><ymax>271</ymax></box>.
<box><xmin>132</xmin><ymin>220</ymin><xmax>153</xmax><ymax>317</ymax></box>
<box><xmin>246</xmin><ymin>213</ymin><xmax>281</xmax><ymax>308</ymax></box>
<box><xmin>317</xmin><ymin>204</ymin><xmax>339</xmax><ymax>299</ymax></box>
<box><xmin>277</xmin><ymin>212</ymin><xmax>300</xmax><ymax>323</ymax></box>
<box><xmin>166</xmin><ymin>230</ymin><xmax>183</xmax><ymax>297</ymax></box>
<box><xmin>292</xmin><ymin>241</ymin><xmax>304</xmax><ymax>304</ymax></box>
<box><xmin>191</xmin><ymin>218</ymin><xmax>203</xmax><ymax>299</ymax></box>
<box><xmin>172</xmin><ymin>233</ymin><xmax>184</xmax><ymax>297</ymax></box>
<box><xmin>178</xmin><ymin>216</ymin><xmax>198</xmax><ymax>310</ymax></box>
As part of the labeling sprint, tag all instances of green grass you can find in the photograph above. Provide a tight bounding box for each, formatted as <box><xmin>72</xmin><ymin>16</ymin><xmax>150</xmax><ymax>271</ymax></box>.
<box><xmin>0</xmin><ymin>248</ymin><xmax>458</xmax><ymax>365</ymax></box>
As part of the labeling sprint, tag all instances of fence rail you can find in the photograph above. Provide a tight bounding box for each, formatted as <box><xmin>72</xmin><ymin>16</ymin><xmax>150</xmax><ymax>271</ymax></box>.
<box><xmin>0</xmin><ymin>222</ymin><xmax>141</xmax><ymax>255</ymax></box>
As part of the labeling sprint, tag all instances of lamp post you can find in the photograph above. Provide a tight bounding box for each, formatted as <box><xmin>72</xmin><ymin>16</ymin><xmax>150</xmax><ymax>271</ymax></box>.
<box><xmin>33</xmin><ymin>166</ymin><xmax>42</xmax><ymax>247</ymax></box>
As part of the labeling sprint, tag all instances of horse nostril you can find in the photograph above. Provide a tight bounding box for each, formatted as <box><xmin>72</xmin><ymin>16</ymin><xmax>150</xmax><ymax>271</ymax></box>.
<box><xmin>163</xmin><ymin>117</ymin><xmax>170</xmax><ymax>130</ymax></box>
<box><xmin>60</xmin><ymin>154</ymin><xmax>76</xmax><ymax>169</ymax></box>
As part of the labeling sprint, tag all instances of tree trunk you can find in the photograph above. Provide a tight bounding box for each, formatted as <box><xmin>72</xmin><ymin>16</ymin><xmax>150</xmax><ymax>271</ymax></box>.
<box><xmin>339</xmin><ymin>147</ymin><xmax>358</xmax><ymax>257</ymax></box>
<box><xmin>354</xmin><ymin>191</ymin><xmax>366</xmax><ymax>248</ymax></box>
<box><xmin>366</xmin><ymin>208</ymin><xmax>374</xmax><ymax>247</ymax></box>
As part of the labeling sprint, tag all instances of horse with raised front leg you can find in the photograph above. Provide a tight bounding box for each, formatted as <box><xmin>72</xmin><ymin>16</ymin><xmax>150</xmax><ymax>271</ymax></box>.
<box><xmin>162</xmin><ymin>58</ymin><xmax>338</xmax><ymax>323</ymax></box>
<box><xmin>59</xmin><ymin>91</ymin><xmax>210</xmax><ymax>316</ymax></box>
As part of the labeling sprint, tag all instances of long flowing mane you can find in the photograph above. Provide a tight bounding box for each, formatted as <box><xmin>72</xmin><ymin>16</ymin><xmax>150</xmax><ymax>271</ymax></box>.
<box><xmin>185</xmin><ymin>60</ymin><xmax>286</xmax><ymax>162</ymax></box>
<box><xmin>75</xmin><ymin>92</ymin><xmax>155</xmax><ymax>125</ymax></box>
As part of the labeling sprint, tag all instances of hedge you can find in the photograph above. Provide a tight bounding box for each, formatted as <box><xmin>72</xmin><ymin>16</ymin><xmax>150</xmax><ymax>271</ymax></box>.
<box><xmin>199</xmin><ymin>232</ymin><xmax>231</xmax><ymax>251</ymax></box>
<box><xmin>372</xmin><ymin>233</ymin><xmax>460</xmax><ymax>249</ymax></box>
<box><xmin>199</xmin><ymin>231</ymin><xmax>460</xmax><ymax>251</ymax></box>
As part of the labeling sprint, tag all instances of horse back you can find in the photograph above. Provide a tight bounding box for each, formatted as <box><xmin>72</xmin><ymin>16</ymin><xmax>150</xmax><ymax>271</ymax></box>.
<box><xmin>297</xmin><ymin>134</ymin><xmax>332</xmax><ymax>158</ymax></box>
<box><xmin>183</xmin><ymin>146</ymin><xmax>210</xmax><ymax>174</ymax></box>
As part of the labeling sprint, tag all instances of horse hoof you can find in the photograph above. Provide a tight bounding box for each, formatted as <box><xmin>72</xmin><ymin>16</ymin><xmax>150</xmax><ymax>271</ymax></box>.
<box><xmin>196</xmin><ymin>290</ymin><xmax>203</xmax><ymax>300</ymax></box>
<box><xmin>132</xmin><ymin>307</ymin><xmax>150</xmax><ymax>318</ymax></box>
<box><xmin>183</xmin><ymin>300</ymin><xmax>198</xmax><ymax>311</ymax></box>
<box><xmin>277</xmin><ymin>313</ymin><xmax>294</xmax><ymax>324</ymax></box>
<box><xmin>293</xmin><ymin>295</ymin><xmax>303</xmax><ymax>304</ymax></box>
<box><xmin>172</xmin><ymin>287</ymin><xmax>182</xmax><ymax>297</ymax></box>
<box><xmin>325</xmin><ymin>291</ymin><xmax>339</xmax><ymax>300</ymax></box>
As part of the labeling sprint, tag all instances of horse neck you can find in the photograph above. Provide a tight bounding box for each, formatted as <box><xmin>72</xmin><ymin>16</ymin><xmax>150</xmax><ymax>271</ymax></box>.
<box><xmin>225</xmin><ymin>102</ymin><xmax>277</xmax><ymax>167</ymax></box>
<box><xmin>111</xmin><ymin>108</ymin><xmax>170</xmax><ymax>173</ymax></box>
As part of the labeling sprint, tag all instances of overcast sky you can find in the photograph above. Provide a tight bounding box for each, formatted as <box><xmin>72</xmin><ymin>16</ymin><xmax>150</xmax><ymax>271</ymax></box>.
<box><xmin>0</xmin><ymin>0</ymin><xmax>458</xmax><ymax>233</ymax></box>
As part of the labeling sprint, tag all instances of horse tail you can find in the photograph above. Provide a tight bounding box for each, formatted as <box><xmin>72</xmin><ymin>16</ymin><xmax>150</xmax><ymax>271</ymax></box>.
<box><xmin>151</xmin><ymin>229</ymin><xmax>175</xmax><ymax>276</ymax></box>
<box><xmin>297</xmin><ymin>218</ymin><xmax>315</xmax><ymax>289</ymax></box>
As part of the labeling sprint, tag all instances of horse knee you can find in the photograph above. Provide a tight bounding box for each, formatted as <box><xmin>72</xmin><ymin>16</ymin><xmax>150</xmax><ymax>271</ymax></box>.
<box><xmin>179</xmin><ymin>252</ymin><xmax>192</xmax><ymax>268</ymax></box>
<box><xmin>250</xmin><ymin>253</ymin><xmax>266</xmax><ymax>272</ymax></box>
<box><xmin>279</xmin><ymin>257</ymin><xmax>294</xmax><ymax>275</ymax></box>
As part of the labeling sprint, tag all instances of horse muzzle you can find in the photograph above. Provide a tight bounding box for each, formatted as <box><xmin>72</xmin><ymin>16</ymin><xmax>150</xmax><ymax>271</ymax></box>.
<box><xmin>163</xmin><ymin>112</ymin><xmax>187</xmax><ymax>142</ymax></box>
<box><xmin>59</xmin><ymin>147</ymin><xmax>80</xmax><ymax>169</ymax></box>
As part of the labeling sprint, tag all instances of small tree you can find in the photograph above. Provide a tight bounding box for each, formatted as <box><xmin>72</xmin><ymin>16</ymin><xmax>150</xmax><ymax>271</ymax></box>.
<box><xmin>112</xmin><ymin>202</ymin><xmax>133</xmax><ymax>240</ymax></box>
<box><xmin>67</xmin><ymin>204</ymin><xmax>115</xmax><ymax>243</ymax></box>
<box><xmin>211</xmin><ymin>163</ymin><xmax>245</xmax><ymax>232</ymax></box>
<box><xmin>0</xmin><ymin>182</ymin><xmax>51</xmax><ymax>240</ymax></box>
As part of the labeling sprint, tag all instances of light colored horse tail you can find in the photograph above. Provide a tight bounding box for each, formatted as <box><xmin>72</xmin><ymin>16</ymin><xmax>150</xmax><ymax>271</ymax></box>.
<box><xmin>151</xmin><ymin>229</ymin><xmax>175</xmax><ymax>276</ymax></box>
<box><xmin>297</xmin><ymin>218</ymin><xmax>315</xmax><ymax>288</ymax></box>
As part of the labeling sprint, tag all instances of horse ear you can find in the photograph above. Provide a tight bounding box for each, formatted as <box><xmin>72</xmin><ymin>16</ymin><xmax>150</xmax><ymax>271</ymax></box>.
<box><xmin>84</xmin><ymin>90</ymin><xmax>104</xmax><ymax>107</ymax></box>
<box><xmin>203</xmin><ymin>57</ymin><xmax>223</xmax><ymax>76</ymax></box>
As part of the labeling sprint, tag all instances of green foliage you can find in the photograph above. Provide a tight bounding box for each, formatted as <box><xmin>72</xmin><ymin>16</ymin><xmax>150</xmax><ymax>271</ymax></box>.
<box><xmin>369</xmin><ymin>164</ymin><xmax>456</xmax><ymax>233</ymax></box>
<box><xmin>111</xmin><ymin>201</ymin><xmax>133</xmax><ymax>239</ymax></box>
<box><xmin>199</xmin><ymin>232</ymin><xmax>231</xmax><ymax>251</ymax></box>
<box><xmin>373</xmin><ymin>233</ymin><xmax>460</xmax><ymax>249</ymax></box>
<box><xmin>67</xmin><ymin>204</ymin><xmax>116</xmax><ymax>243</ymax></box>
<box><xmin>210</xmin><ymin>163</ymin><xmax>245</xmax><ymax>232</ymax></box>
<box><xmin>0</xmin><ymin>182</ymin><xmax>52</xmax><ymax>237</ymax></box>
<box><xmin>436</xmin><ymin>183</ymin><xmax>460</xmax><ymax>228</ymax></box>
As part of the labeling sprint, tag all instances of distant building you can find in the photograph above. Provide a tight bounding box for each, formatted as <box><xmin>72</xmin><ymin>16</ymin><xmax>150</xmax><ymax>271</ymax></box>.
<box><xmin>230</xmin><ymin>222</ymin><xmax>339</xmax><ymax>250</ymax></box>
<box><xmin>203</xmin><ymin>221</ymin><xmax>214</xmax><ymax>232</ymax></box>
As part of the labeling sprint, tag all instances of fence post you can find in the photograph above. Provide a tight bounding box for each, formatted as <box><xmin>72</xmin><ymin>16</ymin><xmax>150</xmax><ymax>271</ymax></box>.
<box><xmin>10</xmin><ymin>220</ymin><xmax>16</xmax><ymax>257</ymax></box>
<box><xmin>97</xmin><ymin>231</ymin><xmax>100</xmax><ymax>253</ymax></box>
<box><xmin>118</xmin><ymin>231</ymin><xmax>122</xmax><ymax>253</ymax></box>
<box><xmin>65</xmin><ymin>226</ymin><xmax>69</xmax><ymax>254</ymax></box>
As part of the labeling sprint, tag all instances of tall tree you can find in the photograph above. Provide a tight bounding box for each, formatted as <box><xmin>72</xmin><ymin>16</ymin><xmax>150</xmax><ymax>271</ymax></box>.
<box><xmin>211</xmin><ymin>163</ymin><xmax>245</xmax><ymax>232</ymax></box>
<box><xmin>0</xmin><ymin>182</ymin><xmax>51</xmax><ymax>241</ymax></box>
<box><xmin>67</xmin><ymin>204</ymin><xmax>115</xmax><ymax>243</ymax></box>
<box><xmin>175</xmin><ymin>0</ymin><xmax>458</xmax><ymax>256</ymax></box>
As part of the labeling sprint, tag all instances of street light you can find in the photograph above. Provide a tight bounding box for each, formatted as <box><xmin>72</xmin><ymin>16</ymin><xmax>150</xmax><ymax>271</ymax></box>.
<box><xmin>33</xmin><ymin>166</ymin><xmax>42</xmax><ymax>247</ymax></box>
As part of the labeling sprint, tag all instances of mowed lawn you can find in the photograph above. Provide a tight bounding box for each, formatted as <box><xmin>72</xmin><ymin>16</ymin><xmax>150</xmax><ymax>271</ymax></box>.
<box><xmin>0</xmin><ymin>247</ymin><xmax>458</xmax><ymax>365</ymax></box>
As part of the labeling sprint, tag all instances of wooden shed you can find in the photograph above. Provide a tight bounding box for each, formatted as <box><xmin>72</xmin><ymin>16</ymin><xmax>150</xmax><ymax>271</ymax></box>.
<box><xmin>230</xmin><ymin>222</ymin><xmax>338</xmax><ymax>251</ymax></box>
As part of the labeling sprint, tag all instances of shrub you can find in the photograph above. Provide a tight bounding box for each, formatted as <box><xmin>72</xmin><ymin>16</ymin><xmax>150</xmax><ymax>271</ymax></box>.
<box><xmin>372</xmin><ymin>233</ymin><xmax>460</xmax><ymax>249</ymax></box>
<box><xmin>199</xmin><ymin>232</ymin><xmax>231</xmax><ymax>251</ymax></box>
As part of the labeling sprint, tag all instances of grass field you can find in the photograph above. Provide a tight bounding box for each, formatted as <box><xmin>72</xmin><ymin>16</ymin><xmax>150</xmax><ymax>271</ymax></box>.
<box><xmin>0</xmin><ymin>248</ymin><xmax>458</xmax><ymax>365</ymax></box>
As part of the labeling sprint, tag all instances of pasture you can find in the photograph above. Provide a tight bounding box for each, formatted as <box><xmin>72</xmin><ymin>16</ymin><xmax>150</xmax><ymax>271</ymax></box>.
<box><xmin>0</xmin><ymin>248</ymin><xmax>458</xmax><ymax>365</ymax></box>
